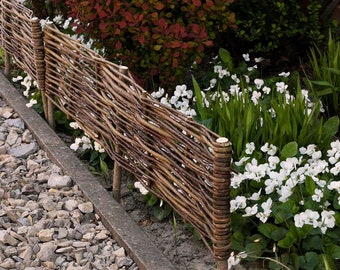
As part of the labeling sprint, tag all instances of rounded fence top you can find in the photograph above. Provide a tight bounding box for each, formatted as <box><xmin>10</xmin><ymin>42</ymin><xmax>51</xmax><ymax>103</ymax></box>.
<box><xmin>216</xmin><ymin>137</ymin><xmax>229</xmax><ymax>144</ymax></box>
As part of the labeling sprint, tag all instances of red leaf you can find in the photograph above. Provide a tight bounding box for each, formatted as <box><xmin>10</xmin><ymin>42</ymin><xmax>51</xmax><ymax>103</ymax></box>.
<box><xmin>155</xmin><ymin>2</ymin><xmax>164</xmax><ymax>10</ymax></box>
<box><xmin>115</xmin><ymin>41</ymin><xmax>122</xmax><ymax>50</ymax></box>
<box><xmin>138</xmin><ymin>35</ymin><xmax>145</xmax><ymax>45</ymax></box>
<box><xmin>193</xmin><ymin>0</ymin><xmax>201</xmax><ymax>7</ymax></box>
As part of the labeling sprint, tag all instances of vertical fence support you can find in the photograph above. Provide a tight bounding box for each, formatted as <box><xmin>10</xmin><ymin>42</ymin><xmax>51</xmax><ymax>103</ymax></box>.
<box><xmin>212</xmin><ymin>137</ymin><xmax>232</xmax><ymax>270</ymax></box>
<box><xmin>112</xmin><ymin>65</ymin><xmax>129</xmax><ymax>201</ymax></box>
<box><xmin>31</xmin><ymin>17</ymin><xmax>48</xmax><ymax>121</ymax></box>
<box><xmin>44</xmin><ymin>22</ymin><xmax>56</xmax><ymax>129</ymax></box>
<box><xmin>4</xmin><ymin>51</ymin><xmax>11</xmax><ymax>77</ymax></box>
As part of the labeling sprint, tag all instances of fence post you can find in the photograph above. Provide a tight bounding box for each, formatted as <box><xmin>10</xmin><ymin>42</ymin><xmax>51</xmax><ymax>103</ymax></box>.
<box><xmin>44</xmin><ymin>22</ymin><xmax>56</xmax><ymax>129</ymax></box>
<box><xmin>112</xmin><ymin>65</ymin><xmax>129</xmax><ymax>201</ymax></box>
<box><xmin>212</xmin><ymin>137</ymin><xmax>232</xmax><ymax>270</ymax></box>
<box><xmin>31</xmin><ymin>17</ymin><xmax>48</xmax><ymax>121</ymax></box>
<box><xmin>4</xmin><ymin>51</ymin><xmax>11</xmax><ymax>77</ymax></box>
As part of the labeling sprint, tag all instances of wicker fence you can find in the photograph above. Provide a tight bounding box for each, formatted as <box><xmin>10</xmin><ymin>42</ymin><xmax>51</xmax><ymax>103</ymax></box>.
<box><xmin>0</xmin><ymin>1</ymin><xmax>232</xmax><ymax>268</ymax></box>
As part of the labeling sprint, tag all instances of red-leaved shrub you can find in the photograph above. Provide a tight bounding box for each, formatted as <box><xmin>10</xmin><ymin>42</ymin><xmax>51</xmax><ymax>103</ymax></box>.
<box><xmin>65</xmin><ymin>0</ymin><xmax>235</xmax><ymax>91</ymax></box>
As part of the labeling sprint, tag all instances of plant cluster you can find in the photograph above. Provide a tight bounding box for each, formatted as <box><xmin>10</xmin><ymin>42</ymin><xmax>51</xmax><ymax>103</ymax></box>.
<box><xmin>64</xmin><ymin>0</ymin><xmax>235</xmax><ymax>92</ymax></box>
<box><xmin>228</xmin><ymin>0</ymin><xmax>324</xmax><ymax>55</ymax></box>
<box><xmin>230</xmin><ymin>141</ymin><xmax>340</xmax><ymax>269</ymax></box>
<box><xmin>153</xmin><ymin>49</ymin><xmax>339</xmax><ymax>159</ymax></box>
<box><xmin>306</xmin><ymin>32</ymin><xmax>340</xmax><ymax>118</ymax></box>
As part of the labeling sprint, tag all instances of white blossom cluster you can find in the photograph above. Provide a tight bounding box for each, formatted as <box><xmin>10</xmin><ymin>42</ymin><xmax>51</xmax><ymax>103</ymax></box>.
<box><xmin>69</xmin><ymin>122</ymin><xmax>105</xmax><ymax>153</ymax></box>
<box><xmin>12</xmin><ymin>74</ymin><xmax>38</xmax><ymax>108</ymax></box>
<box><xmin>231</xmin><ymin>140</ymin><xmax>340</xmax><ymax>234</ymax></box>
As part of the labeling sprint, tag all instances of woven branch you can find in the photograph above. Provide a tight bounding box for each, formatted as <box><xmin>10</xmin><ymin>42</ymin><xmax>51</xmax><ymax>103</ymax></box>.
<box><xmin>0</xmin><ymin>0</ymin><xmax>44</xmax><ymax>90</ymax></box>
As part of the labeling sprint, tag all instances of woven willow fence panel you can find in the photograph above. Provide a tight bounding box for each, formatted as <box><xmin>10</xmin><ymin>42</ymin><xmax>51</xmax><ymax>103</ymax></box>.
<box><xmin>0</xmin><ymin>0</ymin><xmax>45</xmax><ymax>91</ymax></box>
<box><xmin>0</xmin><ymin>1</ymin><xmax>232</xmax><ymax>267</ymax></box>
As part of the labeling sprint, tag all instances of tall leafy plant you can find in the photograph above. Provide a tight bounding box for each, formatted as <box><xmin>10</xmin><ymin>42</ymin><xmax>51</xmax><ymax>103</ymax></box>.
<box><xmin>192</xmin><ymin>49</ymin><xmax>339</xmax><ymax>159</ymax></box>
<box><xmin>306</xmin><ymin>31</ymin><xmax>340</xmax><ymax>118</ymax></box>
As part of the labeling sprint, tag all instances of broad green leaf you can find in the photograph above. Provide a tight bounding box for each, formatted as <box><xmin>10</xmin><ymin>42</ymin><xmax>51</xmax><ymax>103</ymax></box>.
<box><xmin>192</xmin><ymin>76</ymin><xmax>207</xmax><ymax>119</ymax></box>
<box><xmin>278</xmin><ymin>231</ymin><xmax>296</xmax><ymax>248</ymax></box>
<box><xmin>218</xmin><ymin>48</ymin><xmax>233</xmax><ymax>71</ymax></box>
<box><xmin>244</xmin><ymin>242</ymin><xmax>262</xmax><ymax>261</ymax></box>
<box><xmin>258</xmin><ymin>223</ymin><xmax>278</xmax><ymax>239</ymax></box>
<box><xmin>147</xmin><ymin>194</ymin><xmax>158</xmax><ymax>206</ymax></box>
<box><xmin>231</xmin><ymin>231</ymin><xmax>244</xmax><ymax>251</ymax></box>
<box><xmin>280</xmin><ymin>141</ymin><xmax>298</xmax><ymax>158</ymax></box>
<box><xmin>325</xmin><ymin>244</ymin><xmax>340</xmax><ymax>259</ymax></box>
<box><xmin>271</xmin><ymin>227</ymin><xmax>288</xmax><ymax>241</ymax></box>
<box><xmin>305</xmin><ymin>175</ymin><xmax>316</xmax><ymax>196</ymax></box>
<box><xmin>323</xmin><ymin>67</ymin><xmax>340</xmax><ymax>75</ymax></box>
<box><xmin>322</xmin><ymin>116</ymin><xmax>339</xmax><ymax>136</ymax></box>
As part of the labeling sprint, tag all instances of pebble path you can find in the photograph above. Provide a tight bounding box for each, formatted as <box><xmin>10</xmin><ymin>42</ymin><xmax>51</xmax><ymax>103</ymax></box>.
<box><xmin>0</xmin><ymin>96</ymin><xmax>138</xmax><ymax>270</ymax></box>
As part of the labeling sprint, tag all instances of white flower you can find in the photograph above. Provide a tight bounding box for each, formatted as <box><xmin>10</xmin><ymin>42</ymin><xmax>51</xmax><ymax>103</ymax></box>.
<box><xmin>134</xmin><ymin>181</ymin><xmax>149</xmax><ymax>195</ymax></box>
<box><xmin>174</xmin><ymin>85</ymin><xmax>187</xmax><ymax>97</ymax></box>
<box><xmin>251</xmin><ymin>91</ymin><xmax>261</xmax><ymax>105</ymax></box>
<box><xmin>242</xmin><ymin>204</ymin><xmax>258</xmax><ymax>217</ymax></box>
<box><xmin>255</xmin><ymin>57</ymin><xmax>264</xmax><ymax>63</ymax></box>
<box><xmin>245</xmin><ymin>142</ymin><xmax>255</xmax><ymax>155</ymax></box>
<box><xmin>231</xmin><ymin>74</ymin><xmax>240</xmax><ymax>83</ymax></box>
<box><xmin>231</xmin><ymin>173</ymin><xmax>245</xmax><ymax>189</ymax></box>
<box><xmin>69</xmin><ymin>122</ymin><xmax>80</xmax><ymax>129</ymax></box>
<box><xmin>151</xmin><ymin>88</ymin><xmax>165</xmax><ymax>99</ymax></box>
<box><xmin>94</xmin><ymin>141</ymin><xmax>105</xmax><ymax>153</ymax></box>
<box><xmin>312</xmin><ymin>189</ymin><xmax>323</xmax><ymax>202</ymax></box>
<box><xmin>26</xmin><ymin>99</ymin><xmax>37</xmax><ymax>108</ymax></box>
<box><xmin>320</xmin><ymin>210</ymin><xmax>335</xmax><ymax>233</ymax></box>
<box><xmin>328</xmin><ymin>181</ymin><xmax>340</xmax><ymax>193</ymax></box>
<box><xmin>277</xmin><ymin>185</ymin><xmax>293</xmax><ymax>202</ymax></box>
<box><xmin>234</xmin><ymin>156</ymin><xmax>250</xmax><ymax>167</ymax></box>
<box><xmin>242</xmin><ymin>53</ymin><xmax>250</xmax><ymax>62</ymax></box>
<box><xmin>276</xmin><ymin>82</ymin><xmax>288</xmax><ymax>93</ymax></box>
<box><xmin>70</xmin><ymin>137</ymin><xmax>82</xmax><ymax>151</ymax></box>
<box><xmin>256</xmin><ymin>198</ymin><xmax>272</xmax><ymax>223</ymax></box>
<box><xmin>262</xmin><ymin>86</ymin><xmax>271</xmax><ymax>95</ymax></box>
<box><xmin>254</xmin><ymin>79</ymin><xmax>264</xmax><ymax>89</ymax></box>
<box><xmin>12</xmin><ymin>75</ymin><xmax>23</xmax><ymax>82</ymax></box>
<box><xmin>248</xmin><ymin>189</ymin><xmax>261</xmax><ymax>201</ymax></box>
<box><xmin>278</xmin><ymin>72</ymin><xmax>290</xmax><ymax>77</ymax></box>
<box><xmin>230</xmin><ymin>196</ymin><xmax>247</xmax><ymax>212</ymax></box>
<box><xmin>81</xmin><ymin>136</ymin><xmax>92</xmax><ymax>150</ymax></box>
<box><xmin>330</xmin><ymin>162</ymin><xmax>340</xmax><ymax>176</ymax></box>
<box><xmin>261</xmin><ymin>143</ymin><xmax>278</xmax><ymax>156</ymax></box>
<box><xmin>229</xmin><ymin>84</ymin><xmax>240</xmax><ymax>96</ymax></box>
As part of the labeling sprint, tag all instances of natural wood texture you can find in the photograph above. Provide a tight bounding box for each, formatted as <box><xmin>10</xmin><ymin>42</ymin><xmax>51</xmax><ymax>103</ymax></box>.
<box><xmin>0</xmin><ymin>0</ymin><xmax>47</xmax><ymax>118</ymax></box>
<box><xmin>0</xmin><ymin>1</ymin><xmax>233</xmax><ymax>266</ymax></box>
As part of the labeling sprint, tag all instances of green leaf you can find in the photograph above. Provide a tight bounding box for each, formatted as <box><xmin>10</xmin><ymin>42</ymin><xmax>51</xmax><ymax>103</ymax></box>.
<box><xmin>258</xmin><ymin>223</ymin><xmax>278</xmax><ymax>239</ymax></box>
<box><xmin>323</xmin><ymin>116</ymin><xmax>339</xmax><ymax>137</ymax></box>
<box><xmin>244</xmin><ymin>242</ymin><xmax>262</xmax><ymax>261</ymax></box>
<box><xmin>280</xmin><ymin>141</ymin><xmax>298</xmax><ymax>158</ymax></box>
<box><xmin>218</xmin><ymin>48</ymin><xmax>233</xmax><ymax>71</ymax></box>
<box><xmin>311</xmin><ymin>80</ymin><xmax>334</xmax><ymax>87</ymax></box>
<box><xmin>192</xmin><ymin>76</ymin><xmax>207</xmax><ymax>119</ymax></box>
<box><xmin>325</xmin><ymin>244</ymin><xmax>340</xmax><ymax>259</ymax></box>
<box><xmin>299</xmin><ymin>252</ymin><xmax>322</xmax><ymax>270</ymax></box>
<box><xmin>278</xmin><ymin>231</ymin><xmax>297</xmax><ymax>248</ymax></box>
<box><xmin>147</xmin><ymin>194</ymin><xmax>158</xmax><ymax>206</ymax></box>
<box><xmin>231</xmin><ymin>231</ymin><xmax>244</xmax><ymax>251</ymax></box>
<box><xmin>153</xmin><ymin>203</ymin><xmax>173</xmax><ymax>221</ymax></box>
<box><xmin>271</xmin><ymin>227</ymin><xmax>288</xmax><ymax>241</ymax></box>
<box><xmin>305</xmin><ymin>176</ymin><xmax>316</xmax><ymax>196</ymax></box>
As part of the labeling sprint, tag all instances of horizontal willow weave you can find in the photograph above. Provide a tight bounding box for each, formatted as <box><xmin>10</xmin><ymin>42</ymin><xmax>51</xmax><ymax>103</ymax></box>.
<box><xmin>0</xmin><ymin>1</ymin><xmax>232</xmax><ymax>267</ymax></box>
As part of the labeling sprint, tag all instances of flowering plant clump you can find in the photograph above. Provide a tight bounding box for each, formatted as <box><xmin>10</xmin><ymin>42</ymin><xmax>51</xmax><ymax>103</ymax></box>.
<box><xmin>230</xmin><ymin>141</ymin><xmax>340</xmax><ymax>269</ymax></box>
<box><xmin>152</xmin><ymin>49</ymin><xmax>339</xmax><ymax>160</ymax></box>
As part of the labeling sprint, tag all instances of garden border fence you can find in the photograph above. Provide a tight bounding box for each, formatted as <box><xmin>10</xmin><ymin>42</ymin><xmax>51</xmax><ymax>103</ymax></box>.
<box><xmin>0</xmin><ymin>1</ymin><xmax>232</xmax><ymax>268</ymax></box>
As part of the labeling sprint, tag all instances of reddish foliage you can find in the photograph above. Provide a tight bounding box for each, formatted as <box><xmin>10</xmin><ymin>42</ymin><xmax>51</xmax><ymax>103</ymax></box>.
<box><xmin>65</xmin><ymin>0</ymin><xmax>235</xmax><ymax>91</ymax></box>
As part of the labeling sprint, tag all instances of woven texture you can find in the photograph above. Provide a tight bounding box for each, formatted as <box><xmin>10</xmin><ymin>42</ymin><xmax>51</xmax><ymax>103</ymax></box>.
<box><xmin>0</xmin><ymin>1</ymin><xmax>233</xmax><ymax>264</ymax></box>
<box><xmin>0</xmin><ymin>0</ymin><xmax>45</xmax><ymax>90</ymax></box>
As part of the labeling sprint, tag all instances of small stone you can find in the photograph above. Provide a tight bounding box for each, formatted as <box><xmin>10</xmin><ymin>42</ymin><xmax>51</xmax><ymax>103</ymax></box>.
<box><xmin>27</xmin><ymin>159</ymin><xmax>39</xmax><ymax>170</ymax></box>
<box><xmin>57</xmin><ymin>228</ymin><xmax>68</xmax><ymax>239</ymax></box>
<box><xmin>0</xmin><ymin>230</ymin><xmax>19</xmax><ymax>246</ymax></box>
<box><xmin>4</xmin><ymin>118</ymin><xmax>25</xmax><ymax>129</ymax></box>
<box><xmin>64</xmin><ymin>199</ymin><xmax>78</xmax><ymax>211</ymax></box>
<box><xmin>4</xmin><ymin>246</ymin><xmax>17</xmax><ymax>257</ymax></box>
<box><xmin>47</xmin><ymin>174</ymin><xmax>72</xmax><ymax>188</ymax></box>
<box><xmin>38</xmin><ymin>229</ymin><xmax>54</xmax><ymax>242</ymax></box>
<box><xmin>113</xmin><ymin>247</ymin><xmax>125</xmax><ymax>257</ymax></box>
<box><xmin>95</xmin><ymin>231</ymin><xmax>108</xmax><ymax>241</ymax></box>
<box><xmin>117</xmin><ymin>257</ymin><xmax>134</xmax><ymax>268</ymax></box>
<box><xmin>82</xmin><ymin>232</ymin><xmax>95</xmax><ymax>241</ymax></box>
<box><xmin>78</xmin><ymin>202</ymin><xmax>93</xmax><ymax>214</ymax></box>
<box><xmin>22</xmin><ymin>129</ymin><xmax>32</xmax><ymax>143</ymax></box>
<box><xmin>36</xmin><ymin>242</ymin><xmax>57</xmax><ymax>262</ymax></box>
<box><xmin>6</xmin><ymin>129</ymin><xmax>19</xmax><ymax>146</ymax></box>
<box><xmin>72</xmin><ymin>241</ymin><xmax>88</xmax><ymax>248</ymax></box>
<box><xmin>56</xmin><ymin>246</ymin><xmax>74</xmax><ymax>253</ymax></box>
<box><xmin>8</xmin><ymin>142</ymin><xmax>38</xmax><ymax>158</ymax></box>
<box><xmin>18</xmin><ymin>246</ymin><xmax>32</xmax><ymax>261</ymax></box>
<box><xmin>0</xmin><ymin>258</ymin><xmax>15</xmax><ymax>268</ymax></box>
